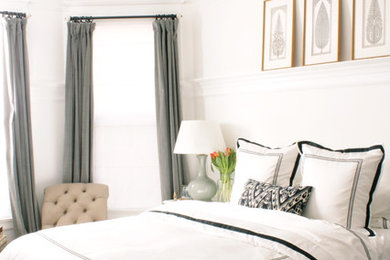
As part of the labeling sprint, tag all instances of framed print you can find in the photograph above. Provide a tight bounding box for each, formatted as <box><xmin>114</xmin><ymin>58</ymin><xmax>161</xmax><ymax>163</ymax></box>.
<box><xmin>262</xmin><ymin>0</ymin><xmax>295</xmax><ymax>71</ymax></box>
<box><xmin>353</xmin><ymin>0</ymin><xmax>390</xmax><ymax>60</ymax></box>
<box><xmin>304</xmin><ymin>0</ymin><xmax>340</xmax><ymax>65</ymax></box>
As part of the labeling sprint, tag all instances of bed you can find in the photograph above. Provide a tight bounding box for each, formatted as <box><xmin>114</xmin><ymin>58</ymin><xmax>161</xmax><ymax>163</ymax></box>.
<box><xmin>0</xmin><ymin>200</ymin><xmax>388</xmax><ymax>260</ymax></box>
<box><xmin>1</xmin><ymin>139</ymin><xmax>389</xmax><ymax>260</ymax></box>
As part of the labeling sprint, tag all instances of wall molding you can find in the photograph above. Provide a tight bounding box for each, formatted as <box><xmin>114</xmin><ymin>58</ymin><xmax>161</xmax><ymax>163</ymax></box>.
<box><xmin>185</xmin><ymin>57</ymin><xmax>390</xmax><ymax>97</ymax></box>
<box><xmin>64</xmin><ymin>0</ymin><xmax>186</xmax><ymax>7</ymax></box>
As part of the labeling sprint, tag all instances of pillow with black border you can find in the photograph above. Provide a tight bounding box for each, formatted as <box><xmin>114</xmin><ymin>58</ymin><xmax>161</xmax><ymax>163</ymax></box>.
<box><xmin>296</xmin><ymin>141</ymin><xmax>385</xmax><ymax>236</ymax></box>
<box><xmin>238</xmin><ymin>179</ymin><xmax>312</xmax><ymax>216</ymax></box>
<box><xmin>230</xmin><ymin>138</ymin><xmax>300</xmax><ymax>204</ymax></box>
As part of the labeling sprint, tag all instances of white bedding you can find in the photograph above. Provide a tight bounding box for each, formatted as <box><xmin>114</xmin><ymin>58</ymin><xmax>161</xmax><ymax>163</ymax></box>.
<box><xmin>369</xmin><ymin>229</ymin><xmax>390</xmax><ymax>260</ymax></box>
<box><xmin>0</xmin><ymin>200</ymin><xmax>385</xmax><ymax>260</ymax></box>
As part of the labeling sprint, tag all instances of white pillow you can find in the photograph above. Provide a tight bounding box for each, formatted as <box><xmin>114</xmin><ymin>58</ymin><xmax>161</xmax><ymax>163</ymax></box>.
<box><xmin>230</xmin><ymin>138</ymin><xmax>300</xmax><ymax>204</ymax></box>
<box><xmin>297</xmin><ymin>141</ymin><xmax>385</xmax><ymax>235</ymax></box>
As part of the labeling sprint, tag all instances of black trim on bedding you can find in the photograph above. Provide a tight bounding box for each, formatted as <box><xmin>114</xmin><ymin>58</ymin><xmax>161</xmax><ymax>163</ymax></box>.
<box><xmin>37</xmin><ymin>233</ymin><xmax>91</xmax><ymax>260</ymax></box>
<box><xmin>151</xmin><ymin>210</ymin><xmax>317</xmax><ymax>260</ymax></box>
<box><xmin>296</xmin><ymin>141</ymin><xmax>385</xmax><ymax>237</ymax></box>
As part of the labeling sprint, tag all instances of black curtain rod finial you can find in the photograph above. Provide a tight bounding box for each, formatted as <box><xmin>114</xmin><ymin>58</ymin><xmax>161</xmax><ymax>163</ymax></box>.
<box><xmin>70</xmin><ymin>16</ymin><xmax>94</xmax><ymax>23</ymax></box>
<box><xmin>0</xmin><ymin>11</ymin><xmax>27</xmax><ymax>18</ymax></box>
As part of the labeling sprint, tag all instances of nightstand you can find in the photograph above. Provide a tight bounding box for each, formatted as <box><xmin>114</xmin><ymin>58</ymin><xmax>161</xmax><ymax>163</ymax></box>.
<box><xmin>0</xmin><ymin>226</ymin><xmax>7</xmax><ymax>252</ymax></box>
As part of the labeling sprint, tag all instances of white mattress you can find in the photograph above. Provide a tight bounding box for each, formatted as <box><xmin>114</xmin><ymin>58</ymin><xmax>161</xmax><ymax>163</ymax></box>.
<box><xmin>0</xmin><ymin>200</ymin><xmax>388</xmax><ymax>260</ymax></box>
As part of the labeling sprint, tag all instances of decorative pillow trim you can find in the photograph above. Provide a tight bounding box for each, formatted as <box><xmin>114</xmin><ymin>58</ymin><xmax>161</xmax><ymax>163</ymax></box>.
<box><xmin>237</xmin><ymin>138</ymin><xmax>277</xmax><ymax>150</ymax></box>
<box><xmin>297</xmin><ymin>141</ymin><xmax>385</xmax><ymax>236</ymax></box>
<box><xmin>297</xmin><ymin>140</ymin><xmax>385</xmax><ymax>154</ymax></box>
<box><xmin>238</xmin><ymin>179</ymin><xmax>312</xmax><ymax>216</ymax></box>
<box><xmin>384</xmin><ymin>218</ymin><xmax>389</xmax><ymax>229</ymax></box>
<box><xmin>237</xmin><ymin>138</ymin><xmax>301</xmax><ymax>185</ymax></box>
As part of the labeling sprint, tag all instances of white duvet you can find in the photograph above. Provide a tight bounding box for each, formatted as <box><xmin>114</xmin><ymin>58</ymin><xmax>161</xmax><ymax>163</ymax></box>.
<box><xmin>0</xmin><ymin>200</ymin><xmax>381</xmax><ymax>260</ymax></box>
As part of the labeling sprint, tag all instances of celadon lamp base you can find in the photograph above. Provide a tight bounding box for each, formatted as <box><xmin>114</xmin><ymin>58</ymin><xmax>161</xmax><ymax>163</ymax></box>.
<box><xmin>187</xmin><ymin>154</ymin><xmax>217</xmax><ymax>201</ymax></box>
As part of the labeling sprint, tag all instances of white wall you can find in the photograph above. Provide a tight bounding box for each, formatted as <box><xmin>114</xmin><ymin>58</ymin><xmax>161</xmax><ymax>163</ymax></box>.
<box><xmin>179</xmin><ymin>0</ymin><xmax>354</xmax><ymax>80</ymax></box>
<box><xmin>178</xmin><ymin>0</ymin><xmax>390</xmax><ymax>196</ymax></box>
<box><xmin>28</xmin><ymin>0</ymin><xmax>65</xmax><ymax>206</ymax></box>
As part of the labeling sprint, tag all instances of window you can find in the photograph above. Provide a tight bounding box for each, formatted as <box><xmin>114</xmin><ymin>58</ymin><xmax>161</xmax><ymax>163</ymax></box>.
<box><xmin>0</xmin><ymin>25</ymin><xmax>12</xmax><ymax>220</ymax></box>
<box><xmin>93</xmin><ymin>20</ymin><xmax>161</xmax><ymax>212</ymax></box>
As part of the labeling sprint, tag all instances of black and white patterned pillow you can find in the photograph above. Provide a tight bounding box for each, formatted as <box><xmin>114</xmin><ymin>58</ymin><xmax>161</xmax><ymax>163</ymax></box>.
<box><xmin>238</xmin><ymin>179</ymin><xmax>312</xmax><ymax>216</ymax></box>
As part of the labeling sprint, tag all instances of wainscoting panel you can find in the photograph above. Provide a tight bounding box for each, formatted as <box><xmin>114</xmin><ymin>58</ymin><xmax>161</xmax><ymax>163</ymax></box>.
<box><xmin>182</xmin><ymin>57</ymin><xmax>390</xmax><ymax>187</ymax></box>
<box><xmin>191</xmin><ymin>57</ymin><xmax>390</xmax><ymax>97</ymax></box>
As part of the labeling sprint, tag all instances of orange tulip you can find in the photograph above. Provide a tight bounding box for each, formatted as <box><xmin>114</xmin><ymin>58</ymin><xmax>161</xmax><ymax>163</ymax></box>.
<box><xmin>225</xmin><ymin>147</ymin><xmax>231</xmax><ymax>155</ymax></box>
<box><xmin>210</xmin><ymin>148</ymin><xmax>236</xmax><ymax>175</ymax></box>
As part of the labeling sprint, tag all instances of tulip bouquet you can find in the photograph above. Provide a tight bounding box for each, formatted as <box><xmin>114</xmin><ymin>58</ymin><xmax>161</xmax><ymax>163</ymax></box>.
<box><xmin>210</xmin><ymin>147</ymin><xmax>236</xmax><ymax>202</ymax></box>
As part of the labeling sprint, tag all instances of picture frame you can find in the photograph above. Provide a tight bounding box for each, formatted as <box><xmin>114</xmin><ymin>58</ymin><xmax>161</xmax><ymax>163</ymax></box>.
<box><xmin>353</xmin><ymin>0</ymin><xmax>390</xmax><ymax>60</ymax></box>
<box><xmin>262</xmin><ymin>0</ymin><xmax>295</xmax><ymax>71</ymax></box>
<box><xmin>303</xmin><ymin>0</ymin><xmax>340</xmax><ymax>66</ymax></box>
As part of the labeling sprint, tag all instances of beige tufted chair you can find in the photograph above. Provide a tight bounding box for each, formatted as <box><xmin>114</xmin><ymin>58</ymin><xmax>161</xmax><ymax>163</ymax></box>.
<box><xmin>41</xmin><ymin>183</ymin><xmax>109</xmax><ymax>229</ymax></box>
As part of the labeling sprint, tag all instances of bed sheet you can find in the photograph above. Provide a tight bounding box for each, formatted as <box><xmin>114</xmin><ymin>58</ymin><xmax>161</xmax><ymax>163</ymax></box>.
<box><xmin>0</xmin><ymin>201</ymin><xmax>381</xmax><ymax>260</ymax></box>
<box><xmin>370</xmin><ymin>229</ymin><xmax>390</xmax><ymax>260</ymax></box>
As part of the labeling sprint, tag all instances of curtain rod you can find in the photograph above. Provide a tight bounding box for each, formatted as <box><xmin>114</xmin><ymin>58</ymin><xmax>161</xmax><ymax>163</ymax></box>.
<box><xmin>69</xmin><ymin>14</ymin><xmax>177</xmax><ymax>22</ymax></box>
<box><xmin>0</xmin><ymin>11</ymin><xmax>26</xmax><ymax>18</ymax></box>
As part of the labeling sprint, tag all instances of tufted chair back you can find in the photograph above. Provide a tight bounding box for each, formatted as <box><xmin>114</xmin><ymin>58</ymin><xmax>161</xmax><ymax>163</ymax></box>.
<box><xmin>41</xmin><ymin>183</ymin><xmax>109</xmax><ymax>229</ymax></box>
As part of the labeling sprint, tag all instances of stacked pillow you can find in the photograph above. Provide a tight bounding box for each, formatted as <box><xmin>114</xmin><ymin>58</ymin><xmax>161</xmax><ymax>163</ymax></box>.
<box><xmin>231</xmin><ymin>138</ymin><xmax>300</xmax><ymax>204</ymax></box>
<box><xmin>234</xmin><ymin>138</ymin><xmax>385</xmax><ymax>235</ymax></box>
<box><xmin>297</xmin><ymin>141</ymin><xmax>384</xmax><ymax>235</ymax></box>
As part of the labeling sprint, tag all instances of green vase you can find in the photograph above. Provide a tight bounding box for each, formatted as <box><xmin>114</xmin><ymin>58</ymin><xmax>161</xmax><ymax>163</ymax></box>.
<box><xmin>216</xmin><ymin>172</ymin><xmax>233</xmax><ymax>202</ymax></box>
<box><xmin>187</xmin><ymin>155</ymin><xmax>217</xmax><ymax>201</ymax></box>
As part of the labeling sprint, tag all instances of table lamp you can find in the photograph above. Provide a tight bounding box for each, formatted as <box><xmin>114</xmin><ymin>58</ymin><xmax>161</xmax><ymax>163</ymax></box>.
<box><xmin>174</xmin><ymin>120</ymin><xmax>225</xmax><ymax>201</ymax></box>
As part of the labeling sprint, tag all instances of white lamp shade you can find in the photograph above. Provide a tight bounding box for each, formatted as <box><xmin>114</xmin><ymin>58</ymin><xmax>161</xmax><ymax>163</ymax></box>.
<box><xmin>174</xmin><ymin>120</ymin><xmax>226</xmax><ymax>155</ymax></box>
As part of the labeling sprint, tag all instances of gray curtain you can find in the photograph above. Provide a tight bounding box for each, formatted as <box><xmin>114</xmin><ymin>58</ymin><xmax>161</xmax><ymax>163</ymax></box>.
<box><xmin>153</xmin><ymin>18</ymin><xmax>183</xmax><ymax>200</ymax></box>
<box><xmin>63</xmin><ymin>22</ymin><xmax>95</xmax><ymax>183</ymax></box>
<box><xmin>2</xmin><ymin>17</ymin><xmax>41</xmax><ymax>236</ymax></box>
